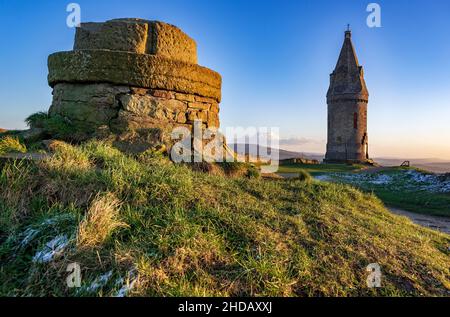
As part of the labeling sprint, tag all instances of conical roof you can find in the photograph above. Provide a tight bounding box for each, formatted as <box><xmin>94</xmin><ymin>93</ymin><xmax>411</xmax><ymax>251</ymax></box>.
<box><xmin>327</xmin><ymin>30</ymin><xmax>368</xmax><ymax>101</ymax></box>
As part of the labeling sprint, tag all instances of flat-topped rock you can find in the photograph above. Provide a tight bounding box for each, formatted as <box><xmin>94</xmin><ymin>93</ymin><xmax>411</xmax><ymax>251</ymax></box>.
<box><xmin>74</xmin><ymin>19</ymin><xmax>197</xmax><ymax>64</ymax></box>
<box><xmin>45</xmin><ymin>18</ymin><xmax>224</xmax><ymax>154</ymax></box>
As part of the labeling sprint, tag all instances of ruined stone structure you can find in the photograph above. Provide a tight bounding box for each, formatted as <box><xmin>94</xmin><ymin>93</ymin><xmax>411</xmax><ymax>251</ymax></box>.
<box><xmin>325</xmin><ymin>30</ymin><xmax>369</xmax><ymax>163</ymax></box>
<box><xmin>47</xmin><ymin>19</ymin><xmax>222</xmax><ymax>153</ymax></box>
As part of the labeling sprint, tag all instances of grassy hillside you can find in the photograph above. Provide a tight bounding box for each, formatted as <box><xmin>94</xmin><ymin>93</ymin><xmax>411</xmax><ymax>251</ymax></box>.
<box><xmin>320</xmin><ymin>167</ymin><xmax>450</xmax><ymax>217</ymax></box>
<box><xmin>0</xmin><ymin>141</ymin><xmax>449</xmax><ymax>296</ymax></box>
<box><xmin>277</xmin><ymin>163</ymin><xmax>450</xmax><ymax>217</ymax></box>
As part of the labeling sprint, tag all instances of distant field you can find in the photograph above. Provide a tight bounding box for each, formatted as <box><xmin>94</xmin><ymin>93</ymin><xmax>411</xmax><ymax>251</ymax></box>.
<box><xmin>413</xmin><ymin>163</ymin><xmax>450</xmax><ymax>174</ymax></box>
<box><xmin>277</xmin><ymin>163</ymin><xmax>364</xmax><ymax>175</ymax></box>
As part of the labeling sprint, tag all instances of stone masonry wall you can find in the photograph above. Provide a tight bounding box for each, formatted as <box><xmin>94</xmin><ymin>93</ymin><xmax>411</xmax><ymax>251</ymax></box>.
<box><xmin>326</xmin><ymin>100</ymin><xmax>368</xmax><ymax>161</ymax></box>
<box><xmin>49</xmin><ymin>83</ymin><xmax>220</xmax><ymax>152</ymax></box>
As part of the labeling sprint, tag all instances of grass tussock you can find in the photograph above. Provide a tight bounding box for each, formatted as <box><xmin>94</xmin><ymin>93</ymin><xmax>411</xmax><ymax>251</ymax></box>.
<box><xmin>0</xmin><ymin>136</ymin><xmax>27</xmax><ymax>155</ymax></box>
<box><xmin>295</xmin><ymin>169</ymin><xmax>312</xmax><ymax>182</ymax></box>
<box><xmin>0</xmin><ymin>141</ymin><xmax>448</xmax><ymax>297</ymax></box>
<box><xmin>77</xmin><ymin>193</ymin><xmax>128</xmax><ymax>249</ymax></box>
<box><xmin>25</xmin><ymin>111</ymin><xmax>84</xmax><ymax>141</ymax></box>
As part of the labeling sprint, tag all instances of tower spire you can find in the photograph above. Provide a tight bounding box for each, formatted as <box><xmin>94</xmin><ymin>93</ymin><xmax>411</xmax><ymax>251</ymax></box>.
<box><xmin>327</xmin><ymin>28</ymin><xmax>368</xmax><ymax>99</ymax></box>
<box><xmin>345</xmin><ymin>24</ymin><xmax>351</xmax><ymax>38</ymax></box>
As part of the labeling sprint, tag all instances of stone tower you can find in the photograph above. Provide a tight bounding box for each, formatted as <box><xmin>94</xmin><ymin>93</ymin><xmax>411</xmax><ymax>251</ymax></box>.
<box><xmin>325</xmin><ymin>29</ymin><xmax>369</xmax><ymax>163</ymax></box>
<box><xmin>47</xmin><ymin>19</ymin><xmax>222</xmax><ymax>153</ymax></box>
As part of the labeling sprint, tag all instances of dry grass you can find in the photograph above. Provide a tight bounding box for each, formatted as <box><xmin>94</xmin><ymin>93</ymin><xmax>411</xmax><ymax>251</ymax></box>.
<box><xmin>77</xmin><ymin>192</ymin><xmax>128</xmax><ymax>248</ymax></box>
<box><xmin>0</xmin><ymin>136</ymin><xmax>27</xmax><ymax>155</ymax></box>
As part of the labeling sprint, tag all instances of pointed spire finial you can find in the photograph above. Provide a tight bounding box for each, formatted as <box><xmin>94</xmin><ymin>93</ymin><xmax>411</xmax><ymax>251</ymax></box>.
<box><xmin>345</xmin><ymin>24</ymin><xmax>351</xmax><ymax>38</ymax></box>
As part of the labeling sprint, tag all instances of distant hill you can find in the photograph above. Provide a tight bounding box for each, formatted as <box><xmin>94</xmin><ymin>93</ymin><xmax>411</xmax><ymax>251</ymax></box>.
<box><xmin>230</xmin><ymin>143</ymin><xmax>324</xmax><ymax>161</ymax></box>
<box><xmin>373</xmin><ymin>158</ymin><xmax>450</xmax><ymax>173</ymax></box>
<box><xmin>230</xmin><ymin>143</ymin><xmax>450</xmax><ymax>173</ymax></box>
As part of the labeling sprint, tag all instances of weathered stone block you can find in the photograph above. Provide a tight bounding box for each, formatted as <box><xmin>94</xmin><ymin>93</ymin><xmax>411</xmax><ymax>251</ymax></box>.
<box><xmin>148</xmin><ymin>21</ymin><xmax>197</xmax><ymax>64</ymax></box>
<box><xmin>151</xmin><ymin>89</ymin><xmax>175</xmax><ymax>99</ymax></box>
<box><xmin>176</xmin><ymin>112</ymin><xmax>187</xmax><ymax>124</ymax></box>
<box><xmin>74</xmin><ymin>19</ymin><xmax>197</xmax><ymax>64</ymax></box>
<box><xmin>175</xmin><ymin>93</ymin><xmax>195</xmax><ymax>102</ymax></box>
<box><xmin>187</xmin><ymin>110</ymin><xmax>198</xmax><ymax>122</ymax></box>
<box><xmin>207</xmin><ymin>112</ymin><xmax>220</xmax><ymax>128</ymax></box>
<box><xmin>210</xmin><ymin>103</ymin><xmax>220</xmax><ymax>113</ymax></box>
<box><xmin>195</xmin><ymin>96</ymin><xmax>216</xmax><ymax>104</ymax></box>
<box><xmin>188</xmin><ymin>102</ymin><xmax>210</xmax><ymax>111</ymax></box>
<box><xmin>49</xmin><ymin>83</ymin><xmax>129</xmax><ymax>130</ymax></box>
<box><xmin>197</xmin><ymin>111</ymin><xmax>208</xmax><ymax>122</ymax></box>
<box><xmin>74</xmin><ymin>21</ymin><xmax>149</xmax><ymax>53</ymax></box>
<box><xmin>131</xmin><ymin>87</ymin><xmax>149</xmax><ymax>95</ymax></box>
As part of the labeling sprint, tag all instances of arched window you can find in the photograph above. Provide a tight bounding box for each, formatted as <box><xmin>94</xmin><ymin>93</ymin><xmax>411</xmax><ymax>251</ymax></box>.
<box><xmin>353</xmin><ymin>112</ymin><xmax>358</xmax><ymax>129</ymax></box>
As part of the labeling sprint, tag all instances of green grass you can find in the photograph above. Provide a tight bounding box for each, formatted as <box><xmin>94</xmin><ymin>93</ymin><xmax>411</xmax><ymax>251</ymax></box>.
<box><xmin>0</xmin><ymin>141</ymin><xmax>448</xmax><ymax>297</ymax></box>
<box><xmin>277</xmin><ymin>163</ymin><xmax>364</xmax><ymax>175</ymax></box>
<box><xmin>337</xmin><ymin>168</ymin><xmax>450</xmax><ymax>217</ymax></box>
<box><xmin>368</xmin><ymin>188</ymin><xmax>450</xmax><ymax>216</ymax></box>
<box><xmin>25</xmin><ymin>111</ymin><xmax>85</xmax><ymax>142</ymax></box>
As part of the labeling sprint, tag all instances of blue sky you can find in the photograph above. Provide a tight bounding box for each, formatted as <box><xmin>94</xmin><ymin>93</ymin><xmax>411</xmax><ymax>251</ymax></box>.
<box><xmin>0</xmin><ymin>0</ymin><xmax>449</xmax><ymax>158</ymax></box>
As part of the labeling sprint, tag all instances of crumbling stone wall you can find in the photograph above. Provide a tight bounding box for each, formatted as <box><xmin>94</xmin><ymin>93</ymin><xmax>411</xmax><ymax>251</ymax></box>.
<box><xmin>47</xmin><ymin>19</ymin><xmax>222</xmax><ymax>153</ymax></box>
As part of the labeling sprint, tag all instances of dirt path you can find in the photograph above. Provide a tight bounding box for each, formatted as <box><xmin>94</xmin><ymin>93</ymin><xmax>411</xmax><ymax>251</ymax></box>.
<box><xmin>0</xmin><ymin>152</ymin><xmax>48</xmax><ymax>161</ymax></box>
<box><xmin>388</xmin><ymin>207</ymin><xmax>450</xmax><ymax>235</ymax></box>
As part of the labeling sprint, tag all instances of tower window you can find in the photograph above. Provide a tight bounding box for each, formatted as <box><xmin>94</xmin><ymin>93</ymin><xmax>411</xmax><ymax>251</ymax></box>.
<box><xmin>353</xmin><ymin>113</ymin><xmax>358</xmax><ymax>129</ymax></box>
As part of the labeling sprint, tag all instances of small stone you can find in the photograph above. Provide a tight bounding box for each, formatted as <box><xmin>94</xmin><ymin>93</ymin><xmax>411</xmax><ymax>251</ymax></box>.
<box><xmin>151</xmin><ymin>89</ymin><xmax>175</xmax><ymax>99</ymax></box>
<box><xmin>175</xmin><ymin>93</ymin><xmax>195</xmax><ymax>102</ymax></box>
<box><xmin>176</xmin><ymin>112</ymin><xmax>187</xmax><ymax>124</ymax></box>
<box><xmin>210</xmin><ymin>103</ymin><xmax>220</xmax><ymax>113</ymax></box>
<box><xmin>195</xmin><ymin>96</ymin><xmax>216</xmax><ymax>103</ymax></box>
<box><xmin>189</xmin><ymin>102</ymin><xmax>210</xmax><ymax>111</ymax></box>
<box><xmin>207</xmin><ymin>112</ymin><xmax>220</xmax><ymax>128</ymax></box>
<box><xmin>187</xmin><ymin>110</ymin><xmax>198</xmax><ymax>122</ymax></box>
<box><xmin>131</xmin><ymin>87</ymin><xmax>148</xmax><ymax>95</ymax></box>
<box><xmin>197</xmin><ymin>111</ymin><xmax>208</xmax><ymax>122</ymax></box>
<box><xmin>165</xmin><ymin>99</ymin><xmax>187</xmax><ymax>112</ymax></box>
<box><xmin>120</xmin><ymin>94</ymin><xmax>153</xmax><ymax>116</ymax></box>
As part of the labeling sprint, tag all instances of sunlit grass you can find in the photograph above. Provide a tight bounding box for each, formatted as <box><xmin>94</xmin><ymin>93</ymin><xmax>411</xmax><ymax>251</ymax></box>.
<box><xmin>0</xmin><ymin>141</ymin><xmax>448</xmax><ymax>297</ymax></box>
<box><xmin>0</xmin><ymin>136</ymin><xmax>27</xmax><ymax>155</ymax></box>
